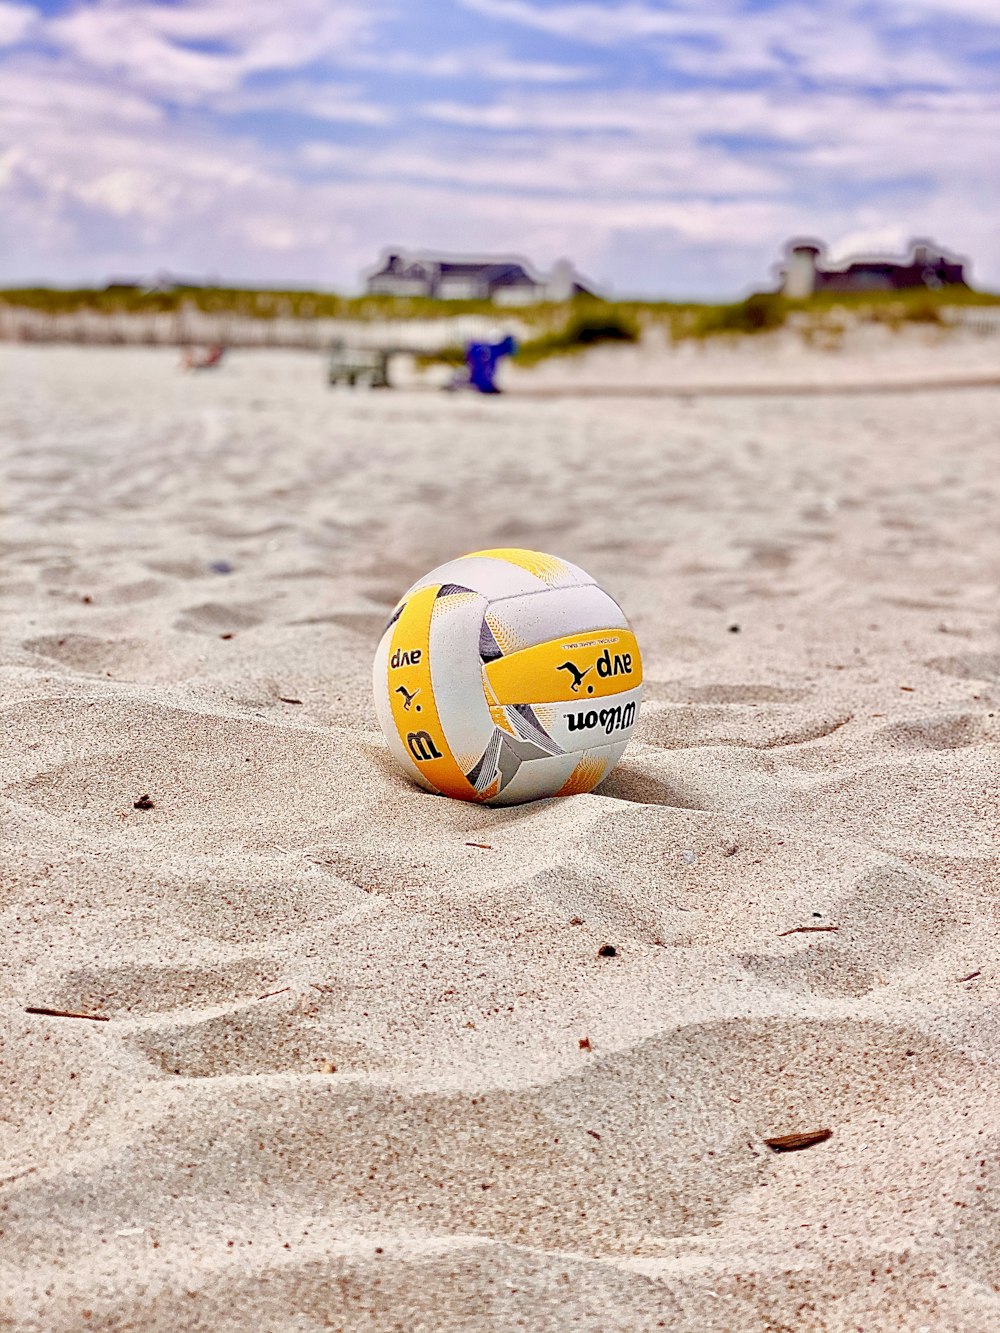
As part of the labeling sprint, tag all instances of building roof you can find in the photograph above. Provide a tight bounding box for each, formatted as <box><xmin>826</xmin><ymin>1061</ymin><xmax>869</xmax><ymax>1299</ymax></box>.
<box><xmin>369</xmin><ymin>251</ymin><xmax>538</xmax><ymax>283</ymax></box>
<box><xmin>784</xmin><ymin>236</ymin><xmax>964</xmax><ymax>273</ymax></box>
<box><xmin>365</xmin><ymin>249</ymin><xmax>599</xmax><ymax>299</ymax></box>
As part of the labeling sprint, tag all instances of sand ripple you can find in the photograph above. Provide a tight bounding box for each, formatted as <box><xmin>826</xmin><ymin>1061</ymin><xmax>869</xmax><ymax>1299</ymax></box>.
<box><xmin>1</xmin><ymin>347</ymin><xmax>998</xmax><ymax>1331</ymax></box>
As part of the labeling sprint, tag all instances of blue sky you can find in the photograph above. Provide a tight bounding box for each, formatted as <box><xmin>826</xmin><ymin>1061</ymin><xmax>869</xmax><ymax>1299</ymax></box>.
<box><xmin>0</xmin><ymin>0</ymin><xmax>998</xmax><ymax>295</ymax></box>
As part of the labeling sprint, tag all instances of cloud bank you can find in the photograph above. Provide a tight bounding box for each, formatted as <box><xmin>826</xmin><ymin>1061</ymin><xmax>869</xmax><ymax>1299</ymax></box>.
<box><xmin>0</xmin><ymin>0</ymin><xmax>997</xmax><ymax>295</ymax></box>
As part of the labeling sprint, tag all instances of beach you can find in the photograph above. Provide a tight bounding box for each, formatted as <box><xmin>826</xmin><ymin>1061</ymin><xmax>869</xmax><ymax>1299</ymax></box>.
<box><xmin>1</xmin><ymin>339</ymin><xmax>998</xmax><ymax>1331</ymax></box>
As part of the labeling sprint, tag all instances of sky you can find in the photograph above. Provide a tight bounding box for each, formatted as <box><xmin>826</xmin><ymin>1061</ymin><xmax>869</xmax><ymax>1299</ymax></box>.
<box><xmin>0</xmin><ymin>0</ymin><xmax>998</xmax><ymax>297</ymax></box>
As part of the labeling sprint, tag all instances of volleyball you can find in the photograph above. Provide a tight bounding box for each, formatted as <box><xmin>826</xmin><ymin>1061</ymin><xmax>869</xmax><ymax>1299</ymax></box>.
<box><xmin>372</xmin><ymin>548</ymin><xmax>643</xmax><ymax>805</ymax></box>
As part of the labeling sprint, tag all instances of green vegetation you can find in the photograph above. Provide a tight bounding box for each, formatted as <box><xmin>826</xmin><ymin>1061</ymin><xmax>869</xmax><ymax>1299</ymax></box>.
<box><xmin>3</xmin><ymin>282</ymin><xmax>998</xmax><ymax>366</ymax></box>
<box><xmin>0</xmin><ymin>284</ymin><xmax>514</xmax><ymax>321</ymax></box>
<box><xmin>514</xmin><ymin>311</ymin><xmax>639</xmax><ymax>366</ymax></box>
<box><xmin>689</xmin><ymin>292</ymin><xmax>788</xmax><ymax>336</ymax></box>
<box><xmin>414</xmin><ymin>308</ymin><xmax>640</xmax><ymax>370</ymax></box>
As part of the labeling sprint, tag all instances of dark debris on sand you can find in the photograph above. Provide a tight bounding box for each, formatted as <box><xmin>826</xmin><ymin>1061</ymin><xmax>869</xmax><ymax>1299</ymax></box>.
<box><xmin>765</xmin><ymin>1128</ymin><xmax>833</xmax><ymax>1152</ymax></box>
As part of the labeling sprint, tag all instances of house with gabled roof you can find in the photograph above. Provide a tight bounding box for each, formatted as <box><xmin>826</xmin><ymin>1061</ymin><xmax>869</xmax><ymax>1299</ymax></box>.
<box><xmin>364</xmin><ymin>250</ymin><xmax>598</xmax><ymax>304</ymax></box>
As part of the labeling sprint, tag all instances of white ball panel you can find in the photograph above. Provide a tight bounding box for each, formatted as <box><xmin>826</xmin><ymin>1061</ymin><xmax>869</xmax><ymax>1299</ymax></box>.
<box><xmin>555</xmin><ymin>556</ymin><xmax>600</xmax><ymax>588</ymax></box>
<box><xmin>428</xmin><ymin>591</ymin><xmax>493</xmax><ymax>771</ymax></box>
<box><xmin>484</xmin><ymin>584</ymin><xmax>628</xmax><ymax>655</ymax></box>
<box><xmin>487</xmin><ymin>751</ymin><xmax>581</xmax><ymax>806</ymax></box>
<box><xmin>400</xmin><ymin>555</ymin><xmax>548</xmax><ymax>603</ymax></box>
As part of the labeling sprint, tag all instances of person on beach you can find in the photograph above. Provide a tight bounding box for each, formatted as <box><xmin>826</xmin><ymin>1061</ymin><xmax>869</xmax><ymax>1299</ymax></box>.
<box><xmin>181</xmin><ymin>344</ymin><xmax>226</xmax><ymax>371</ymax></box>
<box><xmin>447</xmin><ymin>333</ymin><xmax>517</xmax><ymax>393</ymax></box>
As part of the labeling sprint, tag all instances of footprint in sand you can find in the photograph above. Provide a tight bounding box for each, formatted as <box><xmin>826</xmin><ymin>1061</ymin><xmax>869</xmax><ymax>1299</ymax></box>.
<box><xmin>145</xmin><ymin>557</ymin><xmax>212</xmax><ymax>579</ymax></box>
<box><xmin>741</xmin><ymin>865</ymin><xmax>984</xmax><ymax>999</ymax></box>
<box><xmin>45</xmin><ymin>962</ymin><xmax>283</xmax><ymax>1018</ymax></box>
<box><xmin>130</xmin><ymin>1005</ymin><xmax>377</xmax><ymax>1078</ymax></box>
<box><xmin>874</xmin><ymin>712</ymin><xmax>996</xmax><ymax>751</ymax></box>
<box><xmin>678</xmin><ymin>683</ymin><xmax>809</xmax><ymax>705</ymax></box>
<box><xmin>951</xmin><ymin>1141</ymin><xmax>1000</xmax><ymax>1290</ymax></box>
<box><xmin>24</xmin><ymin>633</ymin><xmax>145</xmax><ymax>676</ymax></box>
<box><xmin>173</xmin><ymin>602</ymin><xmax>264</xmax><ymax>635</ymax></box>
<box><xmin>289</xmin><ymin>610</ymin><xmax>387</xmax><ymax>638</ymax></box>
<box><xmin>363</xmin><ymin>582</ymin><xmax>409</xmax><ymax>608</ymax></box>
<box><xmin>101</xmin><ymin>578</ymin><xmax>168</xmax><ymax>604</ymax></box>
<box><xmin>926</xmin><ymin>651</ymin><xmax>999</xmax><ymax>683</ymax></box>
<box><xmin>593</xmin><ymin>763</ymin><xmax>709</xmax><ymax>810</ymax></box>
<box><xmin>637</xmin><ymin>703</ymin><xmax>850</xmax><ymax>751</ymax></box>
<box><xmin>740</xmin><ymin>947</ymin><xmax>879</xmax><ymax>999</ymax></box>
<box><xmin>739</xmin><ymin>541</ymin><xmax>794</xmax><ymax>570</ymax></box>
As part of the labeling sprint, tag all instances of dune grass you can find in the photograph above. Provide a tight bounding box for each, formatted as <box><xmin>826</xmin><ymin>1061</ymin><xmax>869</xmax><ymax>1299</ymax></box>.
<box><xmin>2</xmin><ymin>283</ymin><xmax>997</xmax><ymax>365</ymax></box>
<box><xmin>0</xmin><ymin>285</ymin><xmax>509</xmax><ymax>321</ymax></box>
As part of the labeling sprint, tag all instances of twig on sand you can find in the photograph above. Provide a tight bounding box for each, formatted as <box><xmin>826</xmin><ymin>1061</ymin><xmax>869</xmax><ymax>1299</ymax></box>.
<box><xmin>957</xmin><ymin>970</ymin><xmax>981</xmax><ymax>984</ymax></box>
<box><xmin>278</xmin><ymin>697</ymin><xmax>303</xmax><ymax>705</ymax></box>
<box><xmin>765</xmin><ymin>1128</ymin><xmax>832</xmax><ymax>1153</ymax></box>
<box><xmin>25</xmin><ymin>1006</ymin><xmax>109</xmax><ymax>1022</ymax></box>
<box><xmin>778</xmin><ymin>925</ymin><xmax>840</xmax><ymax>937</ymax></box>
<box><xmin>256</xmin><ymin>987</ymin><xmax>290</xmax><ymax>1001</ymax></box>
<box><xmin>0</xmin><ymin>1165</ymin><xmax>38</xmax><ymax>1188</ymax></box>
<box><xmin>465</xmin><ymin>842</ymin><xmax>492</xmax><ymax>850</ymax></box>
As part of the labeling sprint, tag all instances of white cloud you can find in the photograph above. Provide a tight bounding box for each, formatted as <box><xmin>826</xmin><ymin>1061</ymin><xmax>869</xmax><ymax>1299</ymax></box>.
<box><xmin>888</xmin><ymin>0</ymin><xmax>1000</xmax><ymax>16</ymax></box>
<box><xmin>0</xmin><ymin>65</ymin><xmax>162</xmax><ymax>126</ymax></box>
<box><xmin>5</xmin><ymin>64</ymin><xmax>995</xmax><ymax>285</ymax></box>
<box><xmin>0</xmin><ymin>2</ymin><xmax>34</xmax><ymax>47</ymax></box>
<box><xmin>825</xmin><ymin>226</ymin><xmax>913</xmax><ymax>262</ymax></box>
<box><xmin>457</xmin><ymin>0</ymin><xmax>699</xmax><ymax>43</ymax></box>
<box><xmin>461</xmin><ymin>0</ymin><xmax>1000</xmax><ymax>41</ymax></box>
<box><xmin>0</xmin><ymin>143</ymin><xmax>24</xmax><ymax>187</ymax></box>
<box><xmin>47</xmin><ymin>0</ymin><xmax>383</xmax><ymax>101</ymax></box>
<box><xmin>345</xmin><ymin>46</ymin><xmax>597</xmax><ymax>83</ymax></box>
<box><xmin>300</xmin><ymin>130</ymin><xmax>782</xmax><ymax>197</ymax></box>
<box><xmin>0</xmin><ymin>0</ymin><xmax>997</xmax><ymax>294</ymax></box>
<box><xmin>419</xmin><ymin>82</ymin><xmax>1000</xmax><ymax>165</ymax></box>
<box><xmin>458</xmin><ymin>0</ymin><xmax>999</xmax><ymax>89</ymax></box>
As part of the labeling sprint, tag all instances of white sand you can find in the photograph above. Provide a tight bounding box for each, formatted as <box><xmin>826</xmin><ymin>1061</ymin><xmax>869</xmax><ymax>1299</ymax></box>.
<box><xmin>504</xmin><ymin>320</ymin><xmax>1000</xmax><ymax>392</ymax></box>
<box><xmin>1</xmin><ymin>340</ymin><xmax>998</xmax><ymax>1331</ymax></box>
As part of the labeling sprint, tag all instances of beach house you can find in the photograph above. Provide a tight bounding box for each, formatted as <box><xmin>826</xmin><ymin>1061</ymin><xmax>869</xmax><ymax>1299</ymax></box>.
<box><xmin>779</xmin><ymin>239</ymin><xmax>968</xmax><ymax>299</ymax></box>
<box><xmin>364</xmin><ymin>251</ymin><xmax>597</xmax><ymax>304</ymax></box>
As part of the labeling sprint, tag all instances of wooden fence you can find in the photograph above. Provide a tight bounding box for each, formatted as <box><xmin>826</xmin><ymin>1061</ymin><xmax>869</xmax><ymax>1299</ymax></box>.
<box><xmin>0</xmin><ymin>303</ymin><xmax>519</xmax><ymax>352</ymax></box>
<box><xmin>951</xmin><ymin>308</ymin><xmax>1000</xmax><ymax>336</ymax></box>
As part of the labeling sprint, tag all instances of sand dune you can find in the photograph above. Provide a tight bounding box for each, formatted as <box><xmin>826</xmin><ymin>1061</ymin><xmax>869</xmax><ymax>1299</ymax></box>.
<box><xmin>1</xmin><ymin>342</ymin><xmax>998</xmax><ymax>1331</ymax></box>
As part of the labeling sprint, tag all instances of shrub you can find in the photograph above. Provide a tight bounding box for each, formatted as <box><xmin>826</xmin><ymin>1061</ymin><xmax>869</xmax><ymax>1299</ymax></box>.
<box><xmin>695</xmin><ymin>292</ymin><xmax>788</xmax><ymax>336</ymax></box>
<box><xmin>561</xmin><ymin>313</ymin><xmax>639</xmax><ymax>347</ymax></box>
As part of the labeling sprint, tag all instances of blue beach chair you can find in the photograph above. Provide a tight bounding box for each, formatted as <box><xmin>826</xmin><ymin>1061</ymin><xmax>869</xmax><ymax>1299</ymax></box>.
<box><xmin>462</xmin><ymin>335</ymin><xmax>518</xmax><ymax>393</ymax></box>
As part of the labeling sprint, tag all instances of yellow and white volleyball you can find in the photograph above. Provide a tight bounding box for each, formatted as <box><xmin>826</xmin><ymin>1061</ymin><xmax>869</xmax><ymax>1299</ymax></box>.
<box><xmin>372</xmin><ymin>548</ymin><xmax>643</xmax><ymax>806</ymax></box>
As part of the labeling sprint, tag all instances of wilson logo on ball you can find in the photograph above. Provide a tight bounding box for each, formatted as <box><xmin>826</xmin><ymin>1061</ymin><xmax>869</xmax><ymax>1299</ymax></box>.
<box><xmin>564</xmin><ymin>700</ymin><xmax>637</xmax><ymax>737</ymax></box>
<box><xmin>406</xmin><ymin>730</ymin><xmax>442</xmax><ymax>762</ymax></box>
<box><xmin>373</xmin><ymin>548</ymin><xmax>643</xmax><ymax>806</ymax></box>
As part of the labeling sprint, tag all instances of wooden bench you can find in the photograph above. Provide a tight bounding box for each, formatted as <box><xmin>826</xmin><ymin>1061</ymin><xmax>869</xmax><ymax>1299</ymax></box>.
<box><xmin>327</xmin><ymin>341</ymin><xmax>393</xmax><ymax>388</ymax></box>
